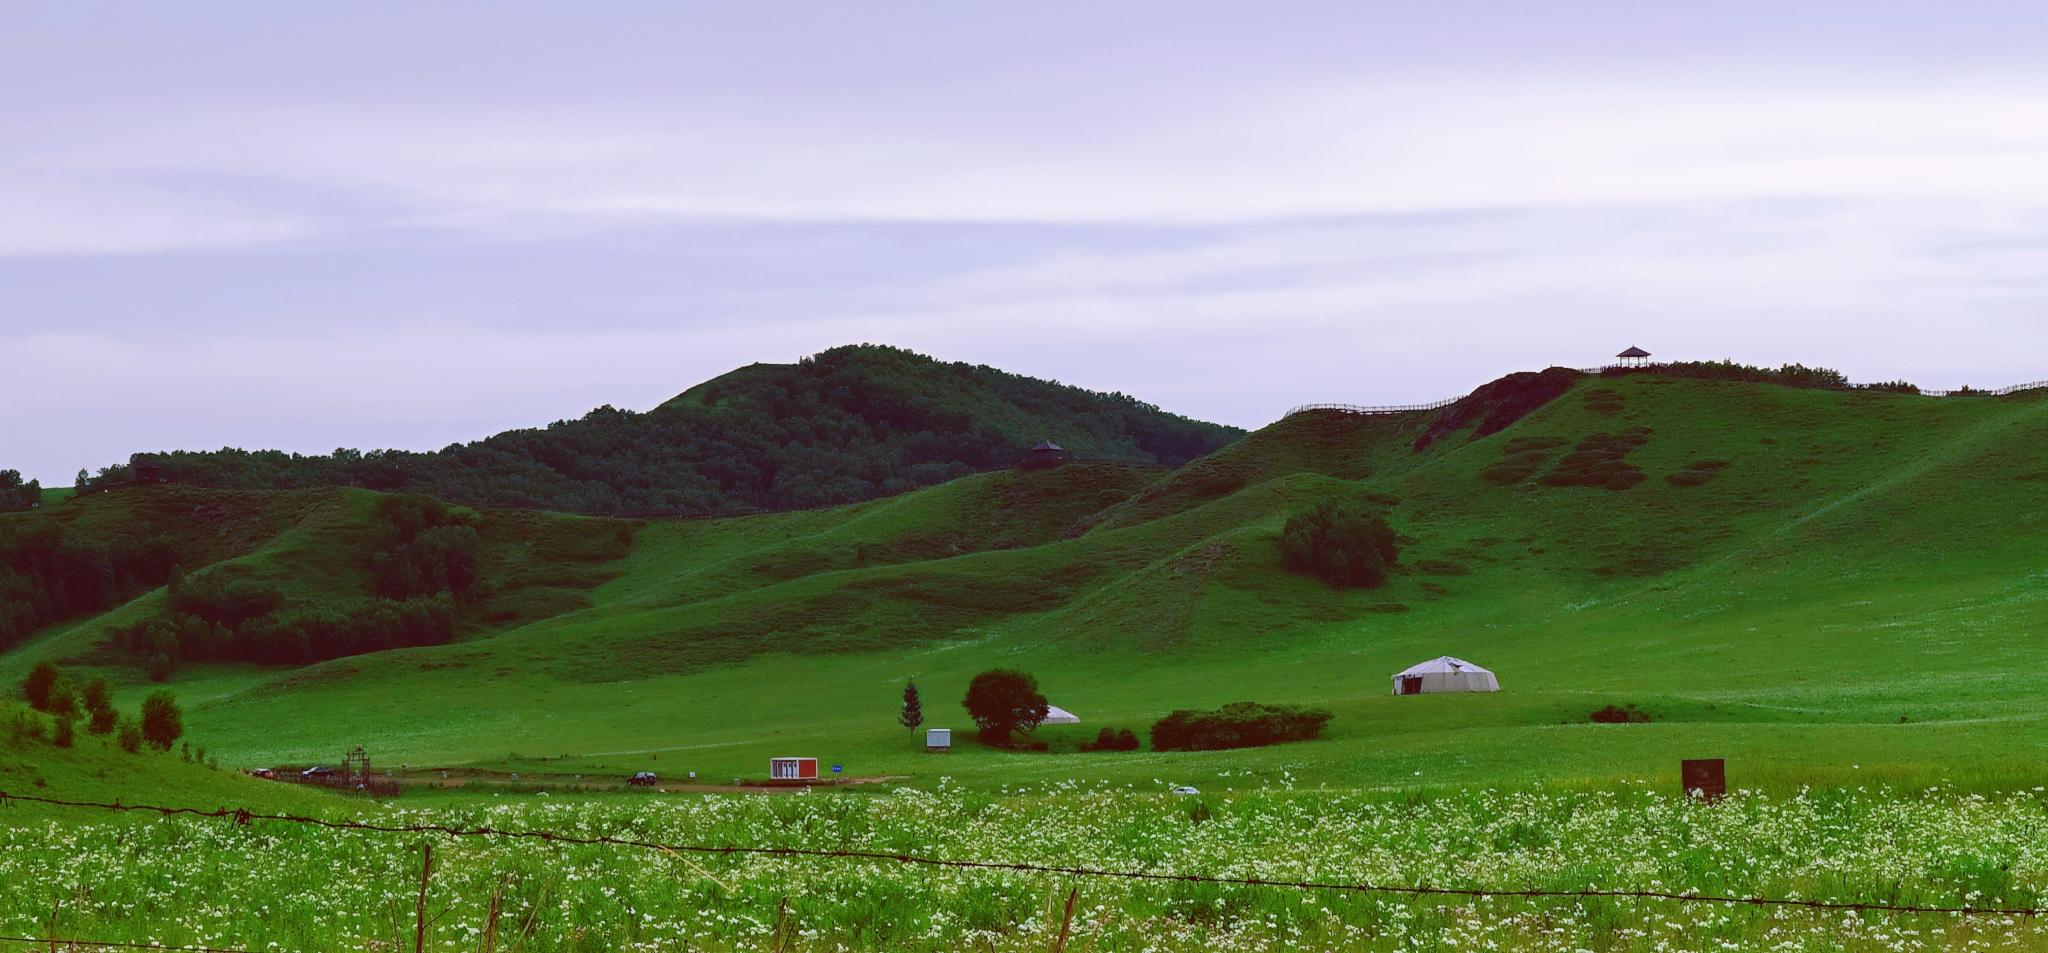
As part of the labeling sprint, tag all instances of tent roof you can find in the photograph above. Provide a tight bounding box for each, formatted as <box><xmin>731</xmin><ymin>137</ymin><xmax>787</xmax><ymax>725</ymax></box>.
<box><xmin>1043</xmin><ymin>705</ymin><xmax>1079</xmax><ymax>723</ymax></box>
<box><xmin>1031</xmin><ymin>440</ymin><xmax>1065</xmax><ymax>452</ymax></box>
<box><xmin>1393</xmin><ymin>656</ymin><xmax>1493</xmax><ymax>677</ymax></box>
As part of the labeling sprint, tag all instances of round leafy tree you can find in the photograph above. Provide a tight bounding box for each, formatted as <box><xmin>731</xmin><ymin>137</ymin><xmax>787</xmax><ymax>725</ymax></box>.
<box><xmin>140</xmin><ymin>690</ymin><xmax>184</xmax><ymax>752</ymax></box>
<box><xmin>1278</xmin><ymin>502</ymin><xmax>1399</xmax><ymax>589</ymax></box>
<box><xmin>962</xmin><ymin>669</ymin><xmax>1049</xmax><ymax>745</ymax></box>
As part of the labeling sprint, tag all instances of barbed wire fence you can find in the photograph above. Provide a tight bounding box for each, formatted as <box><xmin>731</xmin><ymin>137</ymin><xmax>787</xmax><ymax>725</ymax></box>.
<box><xmin>2</xmin><ymin>789</ymin><xmax>2044</xmax><ymax>953</ymax></box>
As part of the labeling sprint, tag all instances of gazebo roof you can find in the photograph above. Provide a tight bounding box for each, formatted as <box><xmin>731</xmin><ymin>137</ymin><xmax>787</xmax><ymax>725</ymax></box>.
<box><xmin>1617</xmin><ymin>346</ymin><xmax>1652</xmax><ymax>358</ymax></box>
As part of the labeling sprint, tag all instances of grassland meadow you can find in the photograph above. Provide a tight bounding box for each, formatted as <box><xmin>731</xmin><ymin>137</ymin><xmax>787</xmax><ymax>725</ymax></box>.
<box><xmin>5</xmin><ymin>782</ymin><xmax>2048</xmax><ymax>952</ymax></box>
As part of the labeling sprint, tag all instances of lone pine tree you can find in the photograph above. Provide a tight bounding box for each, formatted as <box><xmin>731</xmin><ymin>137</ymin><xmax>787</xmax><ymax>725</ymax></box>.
<box><xmin>899</xmin><ymin>679</ymin><xmax>924</xmax><ymax>732</ymax></box>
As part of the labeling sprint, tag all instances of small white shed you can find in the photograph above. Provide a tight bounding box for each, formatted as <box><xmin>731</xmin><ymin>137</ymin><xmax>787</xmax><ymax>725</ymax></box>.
<box><xmin>1391</xmin><ymin>656</ymin><xmax>1499</xmax><ymax>695</ymax></box>
<box><xmin>1042</xmin><ymin>705</ymin><xmax>1080</xmax><ymax>725</ymax></box>
<box><xmin>925</xmin><ymin>728</ymin><xmax>952</xmax><ymax>752</ymax></box>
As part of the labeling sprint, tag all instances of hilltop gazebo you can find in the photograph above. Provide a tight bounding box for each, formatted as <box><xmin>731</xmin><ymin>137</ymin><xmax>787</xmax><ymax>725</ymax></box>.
<box><xmin>1020</xmin><ymin>440</ymin><xmax>1069</xmax><ymax>470</ymax></box>
<box><xmin>1616</xmin><ymin>346</ymin><xmax>1653</xmax><ymax>368</ymax></box>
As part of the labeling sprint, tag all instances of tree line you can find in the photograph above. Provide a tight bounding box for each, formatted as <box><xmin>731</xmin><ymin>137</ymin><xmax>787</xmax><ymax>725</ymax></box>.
<box><xmin>0</xmin><ymin>517</ymin><xmax>181</xmax><ymax>653</ymax></box>
<box><xmin>75</xmin><ymin>345</ymin><xmax>1239</xmax><ymax>517</ymax></box>
<box><xmin>0</xmin><ymin>470</ymin><xmax>41</xmax><ymax>512</ymax></box>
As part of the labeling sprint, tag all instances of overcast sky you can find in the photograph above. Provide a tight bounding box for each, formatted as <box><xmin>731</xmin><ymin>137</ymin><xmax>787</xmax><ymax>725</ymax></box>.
<box><xmin>7</xmin><ymin>3</ymin><xmax>2048</xmax><ymax>482</ymax></box>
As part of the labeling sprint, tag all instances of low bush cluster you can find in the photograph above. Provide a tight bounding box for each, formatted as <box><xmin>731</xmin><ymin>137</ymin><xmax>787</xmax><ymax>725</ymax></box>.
<box><xmin>119</xmin><ymin>593</ymin><xmax>457</xmax><ymax>667</ymax></box>
<box><xmin>114</xmin><ymin>494</ymin><xmax>476</xmax><ymax>672</ymax></box>
<box><xmin>1081</xmin><ymin>727</ymin><xmax>1140</xmax><ymax>751</ymax></box>
<box><xmin>1278</xmin><ymin>502</ymin><xmax>1399</xmax><ymax>589</ymax></box>
<box><xmin>369</xmin><ymin>494</ymin><xmax>481</xmax><ymax>599</ymax></box>
<box><xmin>16</xmin><ymin>661</ymin><xmax>182</xmax><ymax>752</ymax></box>
<box><xmin>1150</xmin><ymin>701</ymin><xmax>1333</xmax><ymax>752</ymax></box>
<box><xmin>1605</xmin><ymin>360</ymin><xmax>1923</xmax><ymax>394</ymax></box>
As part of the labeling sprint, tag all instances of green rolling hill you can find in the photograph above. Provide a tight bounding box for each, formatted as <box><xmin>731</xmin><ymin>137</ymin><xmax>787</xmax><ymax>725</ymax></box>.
<box><xmin>5</xmin><ymin>365</ymin><xmax>2047</xmax><ymax>797</ymax></box>
<box><xmin>86</xmin><ymin>344</ymin><xmax>1241</xmax><ymax>516</ymax></box>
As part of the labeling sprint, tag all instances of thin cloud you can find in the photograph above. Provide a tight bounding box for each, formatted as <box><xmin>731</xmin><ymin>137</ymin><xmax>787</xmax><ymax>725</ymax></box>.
<box><xmin>5</xmin><ymin>5</ymin><xmax>2048</xmax><ymax>481</ymax></box>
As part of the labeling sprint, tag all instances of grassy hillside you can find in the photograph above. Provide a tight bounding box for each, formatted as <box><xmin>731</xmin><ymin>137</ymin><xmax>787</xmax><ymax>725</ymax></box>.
<box><xmin>0</xmin><ymin>698</ymin><xmax>338</xmax><ymax>816</ymax></box>
<box><xmin>83</xmin><ymin>344</ymin><xmax>1241</xmax><ymax>516</ymax></box>
<box><xmin>7</xmin><ymin>371</ymin><xmax>2047</xmax><ymax>797</ymax></box>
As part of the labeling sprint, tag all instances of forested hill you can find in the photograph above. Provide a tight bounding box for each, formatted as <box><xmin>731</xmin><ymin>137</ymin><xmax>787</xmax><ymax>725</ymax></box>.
<box><xmin>88</xmin><ymin>345</ymin><xmax>1242</xmax><ymax>516</ymax></box>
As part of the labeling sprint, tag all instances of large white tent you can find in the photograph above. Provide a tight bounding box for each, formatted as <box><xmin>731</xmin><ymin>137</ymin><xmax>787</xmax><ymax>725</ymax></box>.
<box><xmin>1391</xmin><ymin>656</ymin><xmax>1499</xmax><ymax>695</ymax></box>
<box><xmin>1042</xmin><ymin>705</ymin><xmax>1080</xmax><ymax>724</ymax></box>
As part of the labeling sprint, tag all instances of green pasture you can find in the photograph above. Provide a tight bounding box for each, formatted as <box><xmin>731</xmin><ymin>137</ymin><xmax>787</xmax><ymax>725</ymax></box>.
<box><xmin>5</xmin><ymin>374</ymin><xmax>2048</xmax><ymax>800</ymax></box>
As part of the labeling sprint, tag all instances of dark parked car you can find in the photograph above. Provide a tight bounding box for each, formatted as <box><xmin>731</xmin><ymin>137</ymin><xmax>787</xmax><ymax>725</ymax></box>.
<box><xmin>300</xmin><ymin>765</ymin><xmax>334</xmax><ymax>779</ymax></box>
<box><xmin>627</xmin><ymin>772</ymin><xmax>659</xmax><ymax>786</ymax></box>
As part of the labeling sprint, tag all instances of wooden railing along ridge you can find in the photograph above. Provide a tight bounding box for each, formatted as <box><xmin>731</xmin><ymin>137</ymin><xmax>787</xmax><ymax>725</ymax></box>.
<box><xmin>1286</xmin><ymin>365</ymin><xmax>2048</xmax><ymax>418</ymax></box>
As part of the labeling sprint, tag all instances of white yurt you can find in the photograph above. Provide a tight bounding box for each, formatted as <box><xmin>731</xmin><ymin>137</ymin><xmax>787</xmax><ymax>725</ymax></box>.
<box><xmin>1042</xmin><ymin>705</ymin><xmax>1081</xmax><ymax>725</ymax></box>
<box><xmin>1391</xmin><ymin>656</ymin><xmax>1499</xmax><ymax>695</ymax></box>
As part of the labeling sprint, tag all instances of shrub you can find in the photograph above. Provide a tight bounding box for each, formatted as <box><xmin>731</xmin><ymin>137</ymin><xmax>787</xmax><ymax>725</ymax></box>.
<box><xmin>1278</xmin><ymin>503</ymin><xmax>1399</xmax><ymax>589</ymax></box>
<box><xmin>87</xmin><ymin>700</ymin><xmax>117</xmax><ymax>736</ymax></box>
<box><xmin>140</xmin><ymin>691</ymin><xmax>183</xmax><ymax>751</ymax></box>
<box><xmin>1082</xmin><ymin>727</ymin><xmax>1141</xmax><ymax>752</ymax></box>
<box><xmin>1150</xmin><ymin>702</ymin><xmax>1334</xmax><ymax>752</ymax></box>
<box><xmin>80</xmin><ymin>676</ymin><xmax>115</xmax><ymax>733</ymax></box>
<box><xmin>52</xmin><ymin>715</ymin><xmax>74</xmax><ymax>748</ymax></box>
<box><xmin>21</xmin><ymin>661</ymin><xmax>60</xmax><ymax>710</ymax></box>
<box><xmin>1603</xmin><ymin>360</ymin><xmax>1859</xmax><ymax>391</ymax></box>
<box><xmin>116</xmin><ymin>717</ymin><xmax>142</xmax><ymax>754</ymax></box>
<box><xmin>47</xmin><ymin>683</ymin><xmax>79</xmax><ymax>723</ymax></box>
<box><xmin>8</xmin><ymin>710</ymin><xmax>45</xmax><ymax>742</ymax></box>
<box><xmin>962</xmin><ymin>670</ymin><xmax>1049</xmax><ymax>744</ymax></box>
<box><xmin>167</xmin><ymin>571</ymin><xmax>284</xmax><ymax>628</ymax></box>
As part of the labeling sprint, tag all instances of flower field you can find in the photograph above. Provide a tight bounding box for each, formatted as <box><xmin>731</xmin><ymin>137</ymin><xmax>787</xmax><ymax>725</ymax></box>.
<box><xmin>5</xmin><ymin>783</ymin><xmax>2048</xmax><ymax>952</ymax></box>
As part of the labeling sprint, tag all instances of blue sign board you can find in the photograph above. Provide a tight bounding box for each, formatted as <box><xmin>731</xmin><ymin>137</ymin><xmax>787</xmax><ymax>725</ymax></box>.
<box><xmin>831</xmin><ymin>763</ymin><xmax>843</xmax><ymax>774</ymax></box>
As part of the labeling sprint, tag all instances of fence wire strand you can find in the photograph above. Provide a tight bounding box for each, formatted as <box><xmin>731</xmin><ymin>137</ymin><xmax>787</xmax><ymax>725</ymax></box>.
<box><xmin>3</xmin><ymin>789</ymin><xmax>2043</xmax><ymax>922</ymax></box>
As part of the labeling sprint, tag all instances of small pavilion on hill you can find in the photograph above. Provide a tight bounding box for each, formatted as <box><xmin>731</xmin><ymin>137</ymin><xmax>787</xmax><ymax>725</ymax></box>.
<box><xmin>1020</xmin><ymin>440</ymin><xmax>1069</xmax><ymax>470</ymax></box>
<box><xmin>1616</xmin><ymin>346</ymin><xmax>1653</xmax><ymax>367</ymax></box>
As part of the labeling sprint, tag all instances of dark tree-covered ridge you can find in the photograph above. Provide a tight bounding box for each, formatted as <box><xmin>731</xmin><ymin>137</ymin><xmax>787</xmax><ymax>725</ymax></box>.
<box><xmin>89</xmin><ymin>345</ymin><xmax>1242</xmax><ymax>516</ymax></box>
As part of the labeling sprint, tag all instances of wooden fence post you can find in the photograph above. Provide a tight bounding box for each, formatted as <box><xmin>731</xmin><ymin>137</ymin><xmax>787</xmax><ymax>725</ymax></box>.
<box><xmin>414</xmin><ymin>842</ymin><xmax>435</xmax><ymax>953</ymax></box>
<box><xmin>770</xmin><ymin>896</ymin><xmax>792</xmax><ymax>953</ymax></box>
<box><xmin>1052</xmin><ymin>886</ymin><xmax>1078</xmax><ymax>953</ymax></box>
<box><xmin>482</xmin><ymin>883</ymin><xmax>503</xmax><ymax>953</ymax></box>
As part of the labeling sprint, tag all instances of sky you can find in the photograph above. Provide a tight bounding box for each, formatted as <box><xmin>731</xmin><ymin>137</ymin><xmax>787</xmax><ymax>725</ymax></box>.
<box><xmin>7</xmin><ymin>2</ymin><xmax>2048</xmax><ymax>483</ymax></box>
